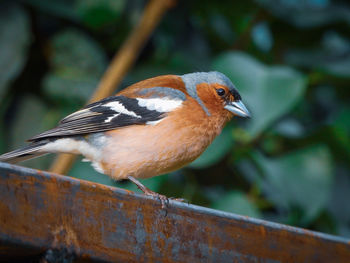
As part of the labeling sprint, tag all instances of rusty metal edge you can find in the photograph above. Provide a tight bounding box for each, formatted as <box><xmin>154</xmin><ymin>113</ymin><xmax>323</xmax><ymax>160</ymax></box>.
<box><xmin>2</xmin><ymin>161</ymin><xmax>350</xmax><ymax>244</ymax></box>
<box><xmin>0</xmin><ymin>161</ymin><xmax>349</xmax><ymax>262</ymax></box>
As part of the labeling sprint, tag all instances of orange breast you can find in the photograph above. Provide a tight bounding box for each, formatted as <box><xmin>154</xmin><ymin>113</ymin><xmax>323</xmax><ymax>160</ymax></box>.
<box><xmin>100</xmin><ymin>99</ymin><xmax>227</xmax><ymax>180</ymax></box>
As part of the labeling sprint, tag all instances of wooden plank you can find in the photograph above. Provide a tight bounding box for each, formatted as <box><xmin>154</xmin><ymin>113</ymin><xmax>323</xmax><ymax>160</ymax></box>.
<box><xmin>0</xmin><ymin>162</ymin><xmax>349</xmax><ymax>262</ymax></box>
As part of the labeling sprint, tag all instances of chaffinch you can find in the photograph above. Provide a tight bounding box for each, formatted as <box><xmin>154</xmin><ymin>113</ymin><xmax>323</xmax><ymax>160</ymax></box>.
<box><xmin>0</xmin><ymin>71</ymin><xmax>250</xmax><ymax>206</ymax></box>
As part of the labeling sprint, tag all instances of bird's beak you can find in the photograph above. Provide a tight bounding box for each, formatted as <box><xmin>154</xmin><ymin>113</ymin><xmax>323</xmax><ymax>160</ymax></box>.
<box><xmin>224</xmin><ymin>100</ymin><xmax>251</xmax><ymax>118</ymax></box>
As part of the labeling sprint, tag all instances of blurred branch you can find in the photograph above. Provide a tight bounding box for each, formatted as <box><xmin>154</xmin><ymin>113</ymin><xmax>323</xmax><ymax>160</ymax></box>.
<box><xmin>49</xmin><ymin>0</ymin><xmax>175</xmax><ymax>175</ymax></box>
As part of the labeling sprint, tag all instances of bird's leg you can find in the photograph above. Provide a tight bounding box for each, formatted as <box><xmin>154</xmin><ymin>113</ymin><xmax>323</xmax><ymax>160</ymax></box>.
<box><xmin>127</xmin><ymin>175</ymin><xmax>169</xmax><ymax>208</ymax></box>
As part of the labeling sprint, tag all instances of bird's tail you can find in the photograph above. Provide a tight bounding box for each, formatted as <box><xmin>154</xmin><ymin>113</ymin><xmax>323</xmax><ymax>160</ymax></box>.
<box><xmin>0</xmin><ymin>141</ymin><xmax>48</xmax><ymax>164</ymax></box>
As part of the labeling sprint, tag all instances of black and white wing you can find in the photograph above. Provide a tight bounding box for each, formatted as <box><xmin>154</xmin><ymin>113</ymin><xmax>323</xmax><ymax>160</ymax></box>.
<box><xmin>29</xmin><ymin>95</ymin><xmax>183</xmax><ymax>141</ymax></box>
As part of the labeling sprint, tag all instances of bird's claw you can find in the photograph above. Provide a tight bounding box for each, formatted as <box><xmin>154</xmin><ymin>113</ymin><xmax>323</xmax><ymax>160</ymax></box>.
<box><xmin>169</xmin><ymin>197</ymin><xmax>186</xmax><ymax>202</ymax></box>
<box><xmin>143</xmin><ymin>190</ymin><xmax>169</xmax><ymax>209</ymax></box>
<box><xmin>143</xmin><ymin>190</ymin><xmax>185</xmax><ymax>209</ymax></box>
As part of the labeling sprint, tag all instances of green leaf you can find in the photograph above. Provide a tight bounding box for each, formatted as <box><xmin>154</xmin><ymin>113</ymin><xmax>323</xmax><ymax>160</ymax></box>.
<box><xmin>76</xmin><ymin>0</ymin><xmax>125</xmax><ymax>29</ymax></box>
<box><xmin>9</xmin><ymin>96</ymin><xmax>53</xmax><ymax>170</ymax></box>
<box><xmin>331</xmin><ymin>106</ymin><xmax>350</xmax><ymax>159</ymax></box>
<box><xmin>190</xmin><ymin>126</ymin><xmax>234</xmax><ymax>168</ymax></box>
<box><xmin>213</xmin><ymin>51</ymin><xmax>307</xmax><ymax>137</ymax></box>
<box><xmin>251</xmin><ymin>22</ymin><xmax>273</xmax><ymax>52</ymax></box>
<box><xmin>328</xmin><ymin>170</ymin><xmax>350</xmax><ymax>225</ymax></box>
<box><xmin>253</xmin><ymin>145</ymin><xmax>333</xmax><ymax>223</ymax></box>
<box><xmin>256</xmin><ymin>0</ymin><xmax>350</xmax><ymax>28</ymax></box>
<box><xmin>0</xmin><ymin>3</ymin><xmax>31</xmax><ymax>100</ymax></box>
<box><xmin>273</xmin><ymin>118</ymin><xmax>304</xmax><ymax>138</ymax></box>
<box><xmin>43</xmin><ymin>74</ymin><xmax>100</xmax><ymax>102</ymax></box>
<box><xmin>334</xmin><ymin>106</ymin><xmax>350</xmax><ymax>134</ymax></box>
<box><xmin>0</xmin><ymin>123</ymin><xmax>5</xmax><ymax>153</ymax></box>
<box><xmin>212</xmin><ymin>190</ymin><xmax>261</xmax><ymax>218</ymax></box>
<box><xmin>285</xmin><ymin>32</ymin><xmax>350</xmax><ymax>78</ymax></box>
<box><xmin>43</xmin><ymin>29</ymin><xmax>107</xmax><ymax>101</ymax></box>
<box><xmin>10</xmin><ymin>96</ymin><xmax>47</xmax><ymax>148</ymax></box>
<box><xmin>24</xmin><ymin>0</ymin><xmax>78</xmax><ymax>21</ymax></box>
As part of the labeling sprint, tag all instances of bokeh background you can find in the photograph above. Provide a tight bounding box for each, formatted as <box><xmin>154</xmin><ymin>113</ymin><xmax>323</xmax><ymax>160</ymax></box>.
<box><xmin>1</xmin><ymin>0</ymin><xmax>350</xmax><ymax>237</ymax></box>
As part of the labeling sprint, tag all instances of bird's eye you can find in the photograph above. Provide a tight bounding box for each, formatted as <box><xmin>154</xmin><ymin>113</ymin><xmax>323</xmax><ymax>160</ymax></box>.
<box><xmin>216</xmin><ymin>88</ymin><xmax>226</xmax><ymax>96</ymax></box>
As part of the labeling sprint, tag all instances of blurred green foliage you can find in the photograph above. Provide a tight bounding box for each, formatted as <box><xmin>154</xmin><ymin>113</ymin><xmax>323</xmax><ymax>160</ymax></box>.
<box><xmin>1</xmin><ymin>0</ymin><xmax>350</xmax><ymax>238</ymax></box>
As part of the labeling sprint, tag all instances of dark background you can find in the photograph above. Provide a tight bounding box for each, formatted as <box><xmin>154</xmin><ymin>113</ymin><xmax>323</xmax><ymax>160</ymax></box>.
<box><xmin>1</xmin><ymin>0</ymin><xmax>350</xmax><ymax>237</ymax></box>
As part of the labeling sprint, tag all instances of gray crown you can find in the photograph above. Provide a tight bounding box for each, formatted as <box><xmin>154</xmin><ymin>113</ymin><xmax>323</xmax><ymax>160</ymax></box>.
<box><xmin>181</xmin><ymin>71</ymin><xmax>239</xmax><ymax>116</ymax></box>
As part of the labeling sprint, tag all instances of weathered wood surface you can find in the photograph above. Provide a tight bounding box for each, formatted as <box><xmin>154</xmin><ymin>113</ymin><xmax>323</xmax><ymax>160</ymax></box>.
<box><xmin>0</xmin><ymin>162</ymin><xmax>349</xmax><ymax>262</ymax></box>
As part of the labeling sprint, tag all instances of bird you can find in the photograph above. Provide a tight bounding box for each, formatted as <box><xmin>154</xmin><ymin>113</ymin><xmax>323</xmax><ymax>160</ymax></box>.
<box><xmin>0</xmin><ymin>71</ymin><xmax>250</xmax><ymax>206</ymax></box>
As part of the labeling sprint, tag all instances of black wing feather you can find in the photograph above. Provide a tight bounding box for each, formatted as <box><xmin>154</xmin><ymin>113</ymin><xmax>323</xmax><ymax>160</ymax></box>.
<box><xmin>29</xmin><ymin>96</ymin><xmax>164</xmax><ymax>141</ymax></box>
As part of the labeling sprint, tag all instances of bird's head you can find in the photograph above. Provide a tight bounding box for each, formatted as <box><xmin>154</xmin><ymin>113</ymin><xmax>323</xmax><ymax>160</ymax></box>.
<box><xmin>181</xmin><ymin>71</ymin><xmax>250</xmax><ymax>118</ymax></box>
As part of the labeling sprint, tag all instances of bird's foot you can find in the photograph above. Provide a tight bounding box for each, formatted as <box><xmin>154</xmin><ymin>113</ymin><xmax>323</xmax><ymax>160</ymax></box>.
<box><xmin>144</xmin><ymin>191</ymin><xmax>186</xmax><ymax>210</ymax></box>
<box><xmin>127</xmin><ymin>175</ymin><xmax>186</xmax><ymax>209</ymax></box>
<box><xmin>143</xmin><ymin>189</ymin><xmax>170</xmax><ymax>209</ymax></box>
